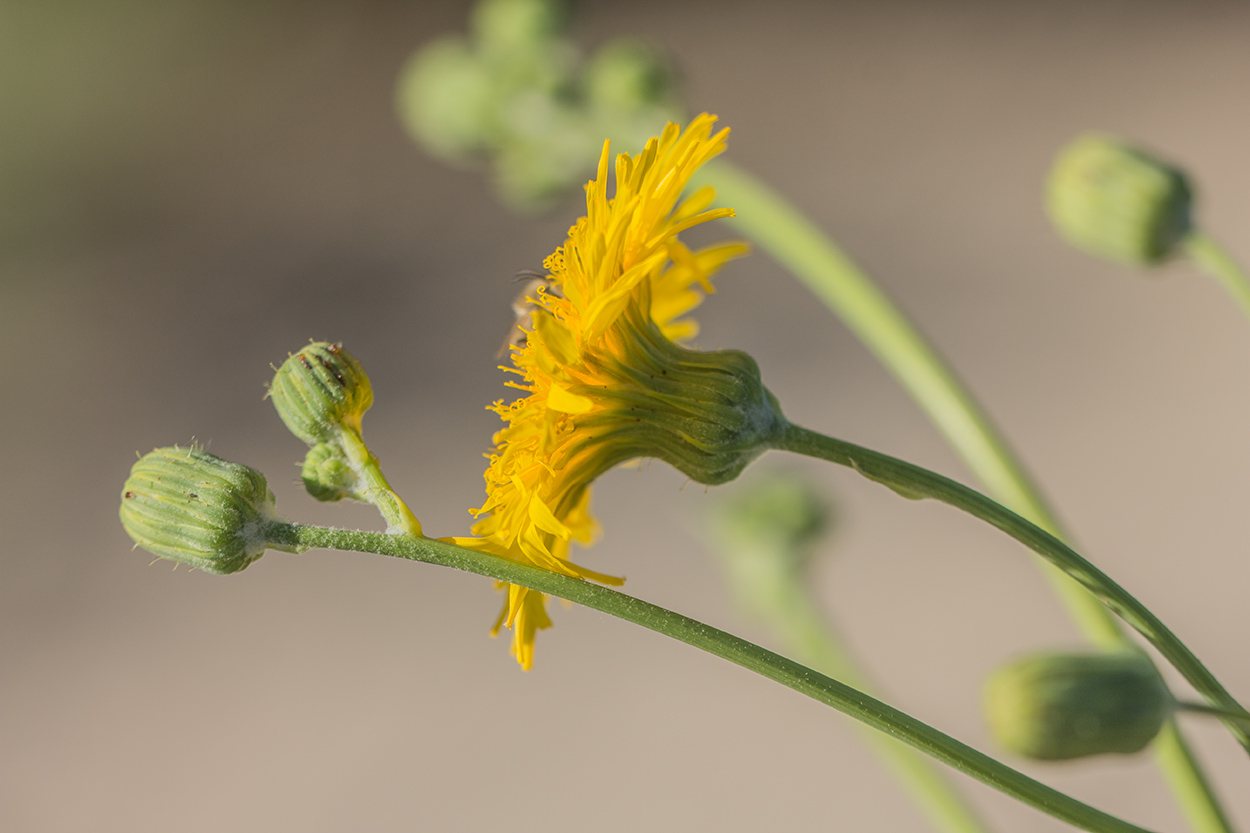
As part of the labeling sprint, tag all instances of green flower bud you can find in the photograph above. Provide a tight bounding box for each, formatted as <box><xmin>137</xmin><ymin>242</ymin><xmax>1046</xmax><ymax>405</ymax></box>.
<box><xmin>584</xmin><ymin>38</ymin><xmax>676</xmax><ymax>114</ymax></box>
<box><xmin>301</xmin><ymin>442</ymin><xmax>357</xmax><ymax>502</ymax></box>
<box><xmin>395</xmin><ymin>36</ymin><xmax>499</xmax><ymax>161</ymax></box>
<box><xmin>119</xmin><ymin>447</ymin><xmax>295</xmax><ymax>575</ymax></box>
<box><xmin>472</xmin><ymin>0</ymin><xmax>568</xmax><ymax>58</ymax></box>
<box><xmin>1047</xmin><ymin>134</ymin><xmax>1193</xmax><ymax>266</ymax></box>
<box><xmin>985</xmin><ymin>652</ymin><xmax>1171</xmax><ymax>760</ymax></box>
<box><xmin>268</xmin><ymin>342</ymin><xmax>372</xmax><ymax>446</ymax></box>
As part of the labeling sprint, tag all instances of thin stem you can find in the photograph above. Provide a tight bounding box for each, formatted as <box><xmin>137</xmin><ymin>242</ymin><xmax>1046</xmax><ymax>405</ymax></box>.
<box><xmin>718</xmin><ymin>550</ymin><xmax>992</xmax><ymax>833</ymax></box>
<box><xmin>694</xmin><ymin>158</ymin><xmax>1235</xmax><ymax>832</ymax></box>
<box><xmin>1185</xmin><ymin>232</ymin><xmax>1250</xmax><ymax>325</ymax></box>
<box><xmin>336</xmin><ymin>426</ymin><xmax>423</xmax><ymax>537</ymax></box>
<box><xmin>771</xmin><ymin>421</ymin><xmax>1250</xmax><ymax>755</ymax></box>
<box><xmin>1178</xmin><ymin>702</ymin><xmax>1250</xmax><ymax>731</ymax></box>
<box><xmin>270</xmin><ymin>521</ymin><xmax>1155</xmax><ymax>833</ymax></box>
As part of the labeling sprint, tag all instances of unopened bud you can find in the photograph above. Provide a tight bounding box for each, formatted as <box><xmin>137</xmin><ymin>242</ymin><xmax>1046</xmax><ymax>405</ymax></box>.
<box><xmin>268</xmin><ymin>342</ymin><xmax>372</xmax><ymax>446</ymax></box>
<box><xmin>395</xmin><ymin>37</ymin><xmax>498</xmax><ymax>161</ymax></box>
<box><xmin>985</xmin><ymin>651</ymin><xmax>1171</xmax><ymax>760</ymax></box>
<box><xmin>120</xmin><ymin>447</ymin><xmax>295</xmax><ymax>574</ymax></box>
<box><xmin>472</xmin><ymin>0</ymin><xmax>568</xmax><ymax>57</ymax></box>
<box><xmin>301</xmin><ymin>442</ymin><xmax>357</xmax><ymax>502</ymax></box>
<box><xmin>1047</xmin><ymin>134</ymin><xmax>1193</xmax><ymax>266</ymax></box>
<box><xmin>584</xmin><ymin>38</ymin><xmax>675</xmax><ymax>114</ymax></box>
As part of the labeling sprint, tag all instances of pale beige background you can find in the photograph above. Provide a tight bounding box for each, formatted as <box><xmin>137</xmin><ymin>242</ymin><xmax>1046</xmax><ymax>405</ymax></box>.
<box><xmin>3</xmin><ymin>1</ymin><xmax>1249</xmax><ymax>830</ymax></box>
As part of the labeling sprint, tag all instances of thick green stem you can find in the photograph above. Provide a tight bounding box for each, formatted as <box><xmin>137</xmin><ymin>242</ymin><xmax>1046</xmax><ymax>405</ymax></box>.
<box><xmin>1186</xmin><ymin>232</ymin><xmax>1250</xmax><ymax>325</ymax></box>
<box><xmin>771</xmin><ymin>422</ymin><xmax>1250</xmax><ymax>755</ymax></box>
<box><xmin>694</xmin><ymin>158</ymin><xmax>1235</xmax><ymax>832</ymax></box>
<box><xmin>269</xmin><ymin>521</ymin><xmax>1155</xmax><ymax>833</ymax></box>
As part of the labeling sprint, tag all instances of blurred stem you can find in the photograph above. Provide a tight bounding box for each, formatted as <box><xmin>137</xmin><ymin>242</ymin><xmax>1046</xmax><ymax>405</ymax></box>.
<box><xmin>271</xmin><ymin>522</ymin><xmax>1155</xmax><ymax>833</ymax></box>
<box><xmin>1185</xmin><ymin>232</ymin><xmax>1250</xmax><ymax>325</ymax></box>
<box><xmin>1177</xmin><ymin>702</ymin><xmax>1250</xmax><ymax>731</ymax></box>
<box><xmin>770</xmin><ymin>422</ymin><xmax>1250</xmax><ymax>757</ymax></box>
<box><xmin>693</xmin><ymin>158</ymin><xmax>1236</xmax><ymax>832</ymax></box>
<box><xmin>730</xmin><ymin>561</ymin><xmax>993</xmax><ymax>833</ymax></box>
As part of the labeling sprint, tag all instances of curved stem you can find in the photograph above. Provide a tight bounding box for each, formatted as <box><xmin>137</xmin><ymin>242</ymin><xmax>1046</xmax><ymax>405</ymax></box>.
<box><xmin>771</xmin><ymin>421</ymin><xmax>1250</xmax><ymax>755</ymax></box>
<box><xmin>335</xmin><ymin>426</ymin><xmax>423</xmax><ymax>537</ymax></box>
<box><xmin>713</xmin><ymin>536</ymin><xmax>992</xmax><ymax>833</ymax></box>
<box><xmin>694</xmin><ymin>158</ymin><xmax>1235</xmax><ymax>832</ymax></box>
<box><xmin>1185</xmin><ymin>232</ymin><xmax>1250</xmax><ymax>325</ymax></box>
<box><xmin>269</xmin><ymin>521</ymin><xmax>1155</xmax><ymax>833</ymax></box>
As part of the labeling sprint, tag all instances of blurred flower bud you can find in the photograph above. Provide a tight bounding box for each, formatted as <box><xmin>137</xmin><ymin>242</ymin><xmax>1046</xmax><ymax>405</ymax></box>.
<box><xmin>472</xmin><ymin>0</ymin><xmax>568</xmax><ymax>58</ymax></box>
<box><xmin>707</xmin><ymin>472</ymin><xmax>832</xmax><ymax>618</ymax></box>
<box><xmin>712</xmin><ymin>473</ymin><xmax>830</xmax><ymax>573</ymax></box>
<box><xmin>301</xmin><ymin>442</ymin><xmax>357</xmax><ymax>502</ymax></box>
<box><xmin>1047</xmin><ymin>134</ymin><xmax>1193</xmax><ymax>266</ymax></box>
<box><xmin>584</xmin><ymin>38</ymin><xmax>676</xmax><ymax>114</ymax></box>
<box><xmin>395</xmin><ymin>36</ymin><xmax>499</xmax><ymax>161</ymax></box>
<box><xmin>985</xmin><ymin>652</ymin><xmax>1171</xmax><ymax>760</ymax></box>
<box><xmin>120</xmin><ymin>447</ymin><xmax>295</xmax><ymax>575</ymax></box>
<box><xmin>268</xmin><ymin>342</ymin><xmax>373</xmax><ymax>446</ymax></box>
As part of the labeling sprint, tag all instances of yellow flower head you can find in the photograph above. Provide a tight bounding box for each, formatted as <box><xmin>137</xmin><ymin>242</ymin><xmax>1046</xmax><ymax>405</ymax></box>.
<box><xmin>453</xmin><ymin>114</ymin><xmax>778</xmax><ymax>669</ymax></box>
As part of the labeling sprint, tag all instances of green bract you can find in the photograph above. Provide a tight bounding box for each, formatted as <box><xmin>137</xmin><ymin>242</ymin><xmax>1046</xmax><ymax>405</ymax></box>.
<box><xmin>572</xmin><ymin>308</ymin><xmax>787</xmax><ymax>487</ymax></box>
<box><xmin>268</xmin><ymin>342</ymin><xmax>373</xmax><ymax>446</ymax></box>
<box><xmin>1047</xmin><ymin>134</ymin><xmax>1193</xmax><ymax>266</ymax></box>
<box><xmin>119</xmin><ymin>447</ymin><xmax>290</xmax><ymax>575</ymax></box>
<box><xmin>985</xmin><ymin>652</ymin><xmax>1171</xmax><ymax>760</ymax></box>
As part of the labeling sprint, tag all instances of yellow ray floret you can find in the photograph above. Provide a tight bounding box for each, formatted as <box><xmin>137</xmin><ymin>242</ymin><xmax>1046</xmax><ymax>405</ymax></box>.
<box><xmin>450</xmin><ymin>114</ymin><xmax>749</xmax><ymax>669</ymax></box>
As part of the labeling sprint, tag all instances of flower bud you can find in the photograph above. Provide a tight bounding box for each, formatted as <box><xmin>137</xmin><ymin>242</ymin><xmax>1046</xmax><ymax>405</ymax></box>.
<box><xmin>300</xmin><ymin>442</ymin><xmax>358</xmax><ymax>502</ymax></box>
<box><xmin>985</xmin><ymin>652</ymin><xmax>1171</xmax><ymax>760</ymax></box>
<box><xmin>119</xmin><ymin>447</ymin><xmax>293</xmax><ymax>575</ymax></box>
<box><xmin>395</xmin><ymin>36</ymin><xmax>499</xmax><ymax>162</ymax></box>
<box><xmin>471</xmin><ymin>0</ymin><xmax>568</xmax><ymax>58</ymax></box>
<box><xmin>584</xmin><ymin>38</ymin><xmax>676</xmax><ymax>114</ymax></box>
<box><xmin>268</xmin><ymin>342</ymin><xmax>373</xmax><ymax>446</ymax></box>
<box><xmin>1047</xmin><ymin>134</ymin><xmax>1193</xmax><ymax>266</ymax></box>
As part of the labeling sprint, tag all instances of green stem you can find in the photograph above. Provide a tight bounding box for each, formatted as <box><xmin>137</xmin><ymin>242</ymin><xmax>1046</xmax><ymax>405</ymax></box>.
<box><xmin>694</xmin><ymin>158</ymin><xmax>1235</xmax><ymax>832</ymax></box>
<box><xmin>1185</xmin><ymin>232</ymin><xmax>1250</xmax><ymax>324</ymax></box>
<box><xmin>1178</xmin><ymin>702</ymin><xmax>1250</xmax><ymax>731</ymax></box>
<box><xmin>269</xmin><ymin>521</ymin><xmax>1154</xmax><ymax>833</ymax></box>
<box><xmin>336</xmin><ymin>426</ymin><xmax>424</xmax><ymax>537</ymax></box>
<box><xmin>771</xmin><ymin>421</ymin><xmax>1250</xmax><ymax>755</ymax></box>
<box><xmin>720</xmin><ymin>553</ymin><xmax>992</xmax><ymax>833</ymax></box>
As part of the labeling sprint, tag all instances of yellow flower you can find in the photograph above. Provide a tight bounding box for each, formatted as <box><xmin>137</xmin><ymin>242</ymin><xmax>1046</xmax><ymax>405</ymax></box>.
<box><xmin>452</xmin><ymin>114</ymin><xmax>760</xmax><ymax>669</ymax></box>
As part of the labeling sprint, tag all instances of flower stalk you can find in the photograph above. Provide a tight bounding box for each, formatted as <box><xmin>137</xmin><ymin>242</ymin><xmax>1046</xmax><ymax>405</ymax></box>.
<box><xmin>691</xmin><ymin>156</ymin><xmax>1236</xmax><ymax>833</ymax></box>
<box><xmin>770</xmin><ymin>421</ymin><xmax>1250</xmax><ymax>757</ymax></box>
<box><xmin>267</xmin><ymin>521</ymin><xmax>1157</xmax><ymax>833</ymax></box>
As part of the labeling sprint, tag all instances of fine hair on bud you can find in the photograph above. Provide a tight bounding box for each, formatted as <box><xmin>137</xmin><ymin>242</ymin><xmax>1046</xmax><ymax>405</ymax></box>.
<box><xmin>268</xmin><ymin>342</ymin><xmax>373</xmax><ymax>446</ymax></box>
<box><xmin>984</xmin><ymin>651</ymin><xmax>1171</xmax><ymax>760</ymax></box>
<box><xmin>120</xmin><ymin>446</ymin><xmax>292</xmax><ymax>575</ymax></box>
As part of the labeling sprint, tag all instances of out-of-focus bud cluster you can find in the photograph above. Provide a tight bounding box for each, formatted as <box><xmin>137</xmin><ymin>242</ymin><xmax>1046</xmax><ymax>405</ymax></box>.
<box><xmin>984</xmin><ymin>651</ymin><xmax>1171</xmax><ymax>760</ymax></box>
<box><xmin>395</xmin><ymin>0</ymin><xmax>683</xmax><ymax>209</ymax></box>
<box><xmin>1047</xmin><ymin>134</ymin><xmax>1193</xmax><ymax>266</ymax></box>
<box><xmin>120</xmin><ymin>446</ymin><xmax>298</xmax><ymax>574</ymax></box>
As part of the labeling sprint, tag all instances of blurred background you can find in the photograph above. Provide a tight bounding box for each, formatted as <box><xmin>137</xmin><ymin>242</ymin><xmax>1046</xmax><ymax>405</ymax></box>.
<box><xmin>3</xmin><ymin>1</ymin><xmax>1249</xmax><ymax>830</ymax></box>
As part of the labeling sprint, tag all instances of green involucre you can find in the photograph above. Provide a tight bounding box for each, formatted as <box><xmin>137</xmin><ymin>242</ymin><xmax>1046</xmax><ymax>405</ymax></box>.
<box><xmin>268</xmin><ymin>342</ymin><xmax>373</xmax><ymax>446</ymax></box>
<box><xmin>119</xmin><ymin>447</ymin><xmax>292</xmax><ymax>574</ymax></box>
<box><xmin>985</xmin><ymin>652</ymin><xmax>1171</xmax><ymax>760</ymax></box>
<box><xmin>1047</xmin><ymin>134</ymin><xmax>1192</xmax><ymax>266</ymax></box>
